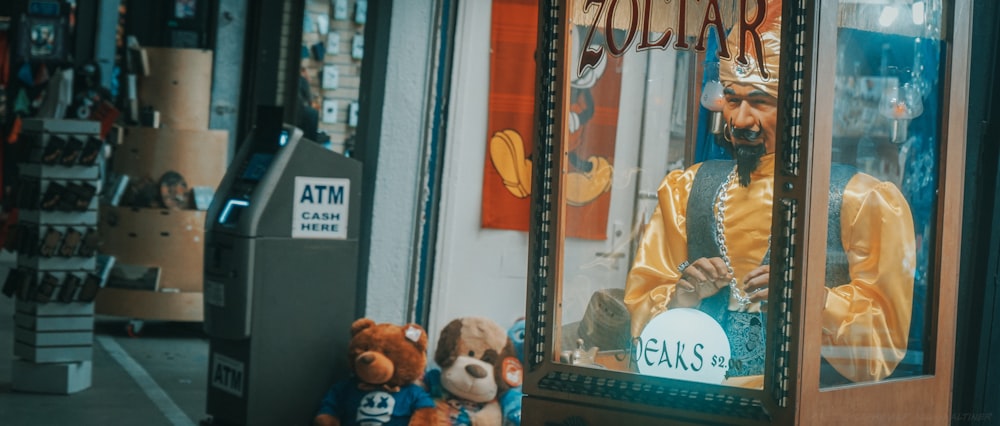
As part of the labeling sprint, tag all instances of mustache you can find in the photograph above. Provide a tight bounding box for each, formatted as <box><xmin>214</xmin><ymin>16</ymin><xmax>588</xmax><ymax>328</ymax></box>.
<box><xmin>724</xmin><ymin>121</ymin><xmax>763</xmax><ymax>142</ymax></box>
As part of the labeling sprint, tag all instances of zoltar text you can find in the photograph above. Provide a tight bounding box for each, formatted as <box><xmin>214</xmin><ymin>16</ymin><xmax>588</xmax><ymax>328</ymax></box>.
<box><xmin>577</xmin><ymin>0</ymin><xmax>771</xmax><ymax>78</ymax></box>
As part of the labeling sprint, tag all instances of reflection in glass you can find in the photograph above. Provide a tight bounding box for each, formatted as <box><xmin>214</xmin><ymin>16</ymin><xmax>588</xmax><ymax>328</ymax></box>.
<box><xmin>823</xmin><ymin>0</ymin><xmax>944</xmax><ymax>388</ymax></box>
<box><xmin>700</xmin><ymin>61</ymin><xmax>726</xmax><ymax>135</ymax></box>
<box><xmin>879</xmin><ymin>80</ymin><xmax>924</xmax><ymax>143</ymax></box>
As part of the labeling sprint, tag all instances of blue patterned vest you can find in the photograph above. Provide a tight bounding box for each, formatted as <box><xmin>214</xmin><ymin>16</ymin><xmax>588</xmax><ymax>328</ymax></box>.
<box><xmin>686</xmin><ymin>160</ymin><xmax>856</xmax><ymax>378</ymax></box>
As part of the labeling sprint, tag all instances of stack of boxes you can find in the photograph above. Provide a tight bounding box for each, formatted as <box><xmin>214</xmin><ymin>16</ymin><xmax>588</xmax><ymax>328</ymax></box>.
<box><xmin>2</xmin><ymin>119</ymin><xmax>103</xmax><ymax>394</ymax></box>
<box><xmin>95</xmin><ymin>47</ymin><xmax>228</xmax><ymax>323</ymax></box>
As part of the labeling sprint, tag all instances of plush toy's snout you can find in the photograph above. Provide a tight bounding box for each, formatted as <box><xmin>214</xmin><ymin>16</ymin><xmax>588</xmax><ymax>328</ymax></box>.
<box><xmin>442</xmin><ymin>355</ymin><xmax>499</xmax><ymax>403</ymax></box>
<box><xmin>355</xmin><ymin>351</ymin><xmax>394</xmax><ymax>385</ymax></box>
<box><xmin>465</xmin><ymin>363</ymin><xmax>488</xmax><ymax>379</ymax></box>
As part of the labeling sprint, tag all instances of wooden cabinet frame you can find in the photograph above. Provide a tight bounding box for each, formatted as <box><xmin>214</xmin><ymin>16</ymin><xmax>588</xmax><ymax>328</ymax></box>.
<box><xmin>521</xmin><ymin>1</ymin><xmax>972</xmax><ymax>424</ymax></box>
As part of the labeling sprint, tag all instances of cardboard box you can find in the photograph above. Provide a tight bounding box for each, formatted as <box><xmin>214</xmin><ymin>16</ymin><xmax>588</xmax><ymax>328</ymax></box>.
<box><xmin>98</xmin><ymin>206</ymin><xmax>206</xmax><ymax>292</ymax></box>
<box><xmin>138</xmin><ymin>48</ymin><xmax>213</xmax><ymax>129</ymax></box>
<box><xmin>115</xmin><ymin>127</ymin><xmax>229</xmax><ymax>189</ymax></box>
<box><xmin>95</xmin><ymin>288</ymin><xmax>203</xmax><ymax>322</ymax></box>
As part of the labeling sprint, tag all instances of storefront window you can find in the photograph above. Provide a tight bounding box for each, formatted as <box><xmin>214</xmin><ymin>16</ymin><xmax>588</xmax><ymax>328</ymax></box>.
<box><xmin>554</xmin><ymin>0</ymin><xmax>785</xmax><ymax>390</ymax></box>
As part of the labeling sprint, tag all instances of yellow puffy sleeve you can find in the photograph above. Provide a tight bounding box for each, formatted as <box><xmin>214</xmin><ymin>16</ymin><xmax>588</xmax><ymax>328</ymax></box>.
<box><xmin>821</xmin><ymin>173</ymin><xmax>916</xmax><ymax>382</ymax></box>
<box><xmin>623</xmin><ymin>165</ymin><xmax>700</xmax><ymax>338</ymax></box>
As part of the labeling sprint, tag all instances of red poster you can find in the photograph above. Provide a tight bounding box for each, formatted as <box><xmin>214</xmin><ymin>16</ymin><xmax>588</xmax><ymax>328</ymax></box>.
<box><xmin>483</xmin><ymin>0</ymin><xmax>622</xmax><ymax>240</ymax></box>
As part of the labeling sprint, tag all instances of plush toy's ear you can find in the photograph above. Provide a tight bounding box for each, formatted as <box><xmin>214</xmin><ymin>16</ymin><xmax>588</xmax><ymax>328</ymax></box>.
<box><xmin>351</xmin><ymin>318</ymin><xmax>376</xmax><ymax>337</ymax></box>
<box><xmin>402</xmin><ymin>323</ymin><xmax>428</xmax><ymax>352</ymax></box>
<box><xmin>435</xmin><ymin>319</ymin><xmax>464</xmax><ymax>367</ymax></box>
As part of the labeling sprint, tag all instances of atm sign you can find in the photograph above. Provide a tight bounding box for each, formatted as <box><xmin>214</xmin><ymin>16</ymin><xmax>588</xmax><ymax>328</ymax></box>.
<box><xmin>211</xmin><ymin>353</ymin><xmax>244</xmax><ymax>397</ymax></box>
<box><xmin>292</xmin><ymin>176</ymin><xmax>350</xmax><ymax>239</ymax></box>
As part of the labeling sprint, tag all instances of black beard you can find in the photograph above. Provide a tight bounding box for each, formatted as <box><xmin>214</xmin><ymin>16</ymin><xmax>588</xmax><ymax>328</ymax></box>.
<box><xmin>733</xmin><ymin>143</ymin><xmax>766</xmax><ymax>187</ymax></box>
<box><xmin>716</xmin><ymin>134</ymin><xmax>767</xmax><ymax>187</ymax></box>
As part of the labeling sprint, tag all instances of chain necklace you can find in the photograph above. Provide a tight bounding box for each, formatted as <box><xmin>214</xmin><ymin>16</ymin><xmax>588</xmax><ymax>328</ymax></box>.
<box><xmin>714</xmin><ymin>168</ymin><xmax>753</xmax><ymax>309</ymax></box>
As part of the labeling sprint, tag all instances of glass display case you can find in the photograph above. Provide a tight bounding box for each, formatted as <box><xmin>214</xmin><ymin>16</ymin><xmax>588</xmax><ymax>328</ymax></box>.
<box><xmin>521</xmin><ymin>0</ymin><xmax>971</xmax><ymax>424</ymax></box>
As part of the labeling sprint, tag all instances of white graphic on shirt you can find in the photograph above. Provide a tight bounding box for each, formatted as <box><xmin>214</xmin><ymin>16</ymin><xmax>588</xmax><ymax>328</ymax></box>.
<box><xmin>357</xmin><ymin>391</ymin><xmax>395</xmax><ymax>425</ymax></box>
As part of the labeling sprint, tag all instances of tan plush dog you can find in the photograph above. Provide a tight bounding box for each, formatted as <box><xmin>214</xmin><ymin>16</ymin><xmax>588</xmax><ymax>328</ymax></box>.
<box><xmin>429</xmin><ymin>317</ymin><xmax>522</xmax><ymax>426</ymax></box>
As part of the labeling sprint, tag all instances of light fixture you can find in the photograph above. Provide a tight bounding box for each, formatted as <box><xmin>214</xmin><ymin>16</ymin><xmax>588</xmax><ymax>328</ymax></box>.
<box><xmin>879</xmin><ymin>81</ymin><xmax>923</xmax><ymax>144</ymax></box>
<box><xmin>912</xmin><ymin>1</ymin><xmax>925</xmax><ymax>25</ymax></box>
<box><xmin>700</xmin><ymin>62</ymin><xmax>725</xmax><ymax>134</ymax></box>
<box><xmin>879</xmin><ymin>5</ymin><xmax>899</xmax><ymax>27</ymax></box>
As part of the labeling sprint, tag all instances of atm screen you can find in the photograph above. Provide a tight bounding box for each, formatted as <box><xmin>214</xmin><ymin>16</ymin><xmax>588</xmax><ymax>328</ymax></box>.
<box><xmin>238</xmin><ymin>128</ymin><xmax>289</xmax><ymax>182</ymax></box>
<box><xmin>240</xmin><ymin>153</ymin><xmax>274</xmax><ymax>182</ymax></box>
<box><xmin>218</xmin><ymin>198</ymin><xmax>250</xmax><ymax>226</ymax></box>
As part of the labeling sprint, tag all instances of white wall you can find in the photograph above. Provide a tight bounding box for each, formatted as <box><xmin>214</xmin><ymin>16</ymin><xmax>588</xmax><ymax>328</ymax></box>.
<box><xmin>427</xmin><ymin>1</ymin><xmax>529</xmax><ymax>347</ymax></box>
<box><xmin>360</xmin><ymin>1</ymin><xmax>525</xmax><ymax>348</ymax></box>
<box><xmin>363</xmin><ymin>1</ymin><xmax>437</xmax><ymax>324</ymax></box>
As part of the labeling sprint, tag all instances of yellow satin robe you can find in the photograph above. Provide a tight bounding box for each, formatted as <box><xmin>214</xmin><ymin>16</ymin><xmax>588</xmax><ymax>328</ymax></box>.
<box><xmin>624</xmin><ymin>154</ymin><xmax>916</xmax><ymax>383</ymax></box>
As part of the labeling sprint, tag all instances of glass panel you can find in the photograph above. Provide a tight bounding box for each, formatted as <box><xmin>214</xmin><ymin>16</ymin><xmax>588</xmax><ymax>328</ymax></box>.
<box><xmin>554</xmin><ymin>0</ymin><xmax>784</xmax><ymax>390</ymax></box>
<box><xmin>821</xmin><ymin>0</ymin><xmax>945</xmax><ymax>388</ymax></box>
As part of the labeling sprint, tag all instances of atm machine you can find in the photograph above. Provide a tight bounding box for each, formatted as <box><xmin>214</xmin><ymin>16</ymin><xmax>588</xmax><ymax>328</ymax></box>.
<box><xmin>202</xmin><ymin>117</ymin><xmax>363</xmax><ymax>425</ymax></box>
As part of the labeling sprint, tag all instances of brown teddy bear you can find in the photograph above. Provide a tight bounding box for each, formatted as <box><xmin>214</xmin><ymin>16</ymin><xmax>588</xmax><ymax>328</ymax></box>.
<box><xmin>314</xmin><ymin>318</ymin><xmax>439</xmax><ymax>426</ymax></box>
<box><xmin>426</xmin><ymin>317</ymin><xmax>523</xmax><ymax>426</ymax></box>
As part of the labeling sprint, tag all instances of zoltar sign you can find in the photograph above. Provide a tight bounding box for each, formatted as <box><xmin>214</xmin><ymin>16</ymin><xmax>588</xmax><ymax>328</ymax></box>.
<box><xmin>573</xmin><ymin>0</ymin><xmax>774</xmax><ymax>79</ymax></box>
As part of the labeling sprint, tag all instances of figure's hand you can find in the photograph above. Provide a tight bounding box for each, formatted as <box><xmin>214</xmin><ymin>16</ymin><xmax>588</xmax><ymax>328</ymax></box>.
<box><xmin>742</xmin><ymin>265</ymin><xmax>770</xmax><ymax>309</ymax></box>
<box><xmin>670</xmin><ymin>257</ymin><xmax>732</xmax><ymax>308</ymax></box>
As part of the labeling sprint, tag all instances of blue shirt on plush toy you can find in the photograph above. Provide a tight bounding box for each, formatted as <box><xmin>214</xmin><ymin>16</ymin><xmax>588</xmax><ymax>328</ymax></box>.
<box><xmin>317</xmin><ymin>378</ymin><xmax>436</xmax><ymax>426</ymax></box>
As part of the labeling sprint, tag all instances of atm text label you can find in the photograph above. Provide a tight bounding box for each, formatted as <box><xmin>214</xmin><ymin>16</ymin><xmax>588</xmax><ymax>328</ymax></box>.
<box><xmin>300</xmin><ymin>223</ymin><xmax>340</xmax><ymax>232</ymax></box>
<box><xmin>299</xmin><ymin>184</ymin><xmax>345</xmax><ymax>205</ymax></box>
<box><xmin>301</xmin><ymin>212</ymin><xmax>342</xmax><ymax>221</ymax></box>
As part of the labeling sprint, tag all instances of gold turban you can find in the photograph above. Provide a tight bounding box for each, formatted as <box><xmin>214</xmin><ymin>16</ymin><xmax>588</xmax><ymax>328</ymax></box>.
<box><xmin>719</xmin><ymin>0</ymin><xmax>782</xmax><ymax>99</ymax></box>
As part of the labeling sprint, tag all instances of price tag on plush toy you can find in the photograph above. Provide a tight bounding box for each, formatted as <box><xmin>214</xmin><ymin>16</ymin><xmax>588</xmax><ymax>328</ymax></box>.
<box><xmin>634</xmin><ymin>308</ymin><xmax>731</xmax><ymax>384</ymax></box>
<box><xmin>405</xmin><ymin>325</ymin><xmax>422</xmax><ymax>343</ymax></box>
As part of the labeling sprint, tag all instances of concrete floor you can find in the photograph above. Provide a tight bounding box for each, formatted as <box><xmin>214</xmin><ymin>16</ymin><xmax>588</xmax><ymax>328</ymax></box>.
<box><xmin>0</xmin><ymin>289</ymin><xmax>211</xmax><ymax>426</ymax></box>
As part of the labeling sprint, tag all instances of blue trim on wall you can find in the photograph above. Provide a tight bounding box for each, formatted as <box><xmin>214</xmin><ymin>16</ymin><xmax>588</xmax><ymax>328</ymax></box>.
<box><xmin>413</xmin><ymin>0</ymin><xmax>453</xmax><ymax>324</ymax></box>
